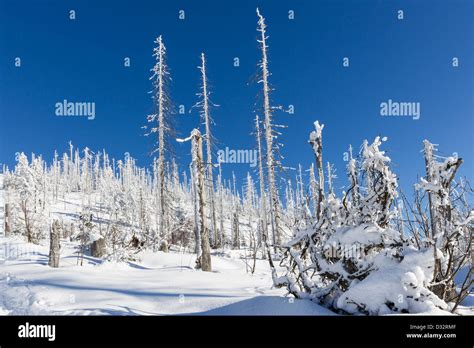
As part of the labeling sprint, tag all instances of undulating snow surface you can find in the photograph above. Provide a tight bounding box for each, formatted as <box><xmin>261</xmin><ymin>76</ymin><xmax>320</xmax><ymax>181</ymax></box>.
<box><xmin>0</xmin><ymin>172</ymin><xmax>333</xmax><ymax>316</ymax></box>
<box><xmin>0</xmin><ymin>174</ymin><xmax>471</xmax><ymax>316</ymax></box>
<box><xmin>0</xmin><ymin>236</ymin><xmax>335</xmax><ymax>315</ymax></box>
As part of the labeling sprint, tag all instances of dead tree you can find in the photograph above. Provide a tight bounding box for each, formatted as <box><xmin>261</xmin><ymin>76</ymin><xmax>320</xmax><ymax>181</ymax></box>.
<box><xmin>146</xmin><ymin>35</ymin><xmax>173</xmax><ymax>251</ymax></box>
<box><xmin>196</xmin><ymin>53</ymin><xmax>218</xmax><ymax>248</ymax></box>
<box><xmin>257</xmin><ymin>8</ymin><xmax>283</xmax><ymax>247</ymax></box>
<box><xmin>308</xmin><ymin>121</ymin><xmax>325</xmax><ymax>220</ymax></box>
<box><xmin>189</xmin><ymin>130</ymin><xmax>212</xmax><ymax>272</ymax></box>
<box><xmin>421</xmin><ymin>140</ymin><xmax>467</xmax><ymax>302</ymax></box>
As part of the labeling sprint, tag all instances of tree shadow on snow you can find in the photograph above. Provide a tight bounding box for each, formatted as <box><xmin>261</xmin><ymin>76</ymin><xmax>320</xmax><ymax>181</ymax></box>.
<box><xmin>63</xmin><ymin>254</ymin><xmax>103</xmax><ymax>266</ymax></box>
<box><xmin>182</xmin><ymin>296</ymin><xmax>337</xmax><ymax>316</ymax></box>
<box><xmin>10</xmin><ymin>279</ymin><xmax>240</xmax><ymax>300</ymax></box>
<box><xmin>56</xmin><ymin>305</ymin><xmax>160</xmax><ymax>316</ymax></box>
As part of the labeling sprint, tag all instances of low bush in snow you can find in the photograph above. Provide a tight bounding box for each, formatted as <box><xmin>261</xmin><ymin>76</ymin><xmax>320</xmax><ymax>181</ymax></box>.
<box><xmin>272</xmin><ymin>122</ymin><xmax>472</xmax><ymax>315</ymax></box>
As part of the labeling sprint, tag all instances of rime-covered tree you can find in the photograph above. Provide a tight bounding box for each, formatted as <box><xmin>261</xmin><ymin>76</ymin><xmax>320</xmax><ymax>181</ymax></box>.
<box><xmin>256</xmin><ymin>8</ymin><xmax>284</xmax><ymax>247</ymax></box>
<box><xmin>4</xmin><ymin>153</ymin><xmax>48</xmax><ymax>243</ymax></box>
<box><xmin>145</xmin><ymin>35</ymin><xmax>173</xmax><ymax>251</ymax></box>
<box><xmin>308</xmin><ymin>121</ymin><xmax>325</xmax><ymax>220</ymax></box>
<box><xmin>194</xmin><ymin>52</ymin><xmax>218</xmax><ymax>248</ymax></box>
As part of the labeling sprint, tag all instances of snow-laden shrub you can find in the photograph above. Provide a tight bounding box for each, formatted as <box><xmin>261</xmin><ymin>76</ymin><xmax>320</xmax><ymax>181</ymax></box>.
<box><xmin>337</xmin><ymin>246</ymin><xmax>448</xmax><ymax>315</ymax></box>
<box><xmin>411</xmin><ymin>140</ymin><xmax>473</xmax><ymax>305</ymax></box>
<box><xmin>323</xmin><ymin>223</ymin><xmax>448</xmax><ymax>314</ymax></box>
<box><xmin>272</xmin><ymin>124</ymin><xmax>470</xmax><ymax>315</ymax></box>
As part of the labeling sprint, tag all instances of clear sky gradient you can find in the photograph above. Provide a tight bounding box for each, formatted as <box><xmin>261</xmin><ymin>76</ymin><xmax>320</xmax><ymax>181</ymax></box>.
<box><xmin>0</xmin><ymin>0</ymin><xmax>473</xmax><ymax>196</ymax></box>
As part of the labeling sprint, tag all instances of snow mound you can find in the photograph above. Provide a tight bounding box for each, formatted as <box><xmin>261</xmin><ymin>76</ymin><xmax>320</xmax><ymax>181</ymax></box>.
<box><xmin>337</xmin><ymin>248</ymin><xmax>449</xmax><ymax>315</ymax></box>
<box><xmin>0</xmin><ymin>237</ymin><xmax>334</xmax><ymax>316</ymax></box>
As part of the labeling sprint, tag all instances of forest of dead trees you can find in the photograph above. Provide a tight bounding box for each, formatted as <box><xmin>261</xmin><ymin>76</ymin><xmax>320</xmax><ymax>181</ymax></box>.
<box><xmin>1</xmin><ymin>9</ymin><xmax>472</xmax><ymax>315</ymax></box>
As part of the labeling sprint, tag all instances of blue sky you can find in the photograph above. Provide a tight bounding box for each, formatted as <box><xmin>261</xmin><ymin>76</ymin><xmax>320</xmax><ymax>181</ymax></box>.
<box><xmin>0</xmin><ymin>0</ymin><xmax>473</xmax><ymax>196</ymax></box>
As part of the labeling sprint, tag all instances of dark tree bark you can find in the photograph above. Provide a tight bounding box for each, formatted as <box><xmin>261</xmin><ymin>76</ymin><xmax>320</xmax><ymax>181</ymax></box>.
<box><xmin>91</xmin><ymin>238</ymin><xmax>106</xmax><ymax>258</ymax></box>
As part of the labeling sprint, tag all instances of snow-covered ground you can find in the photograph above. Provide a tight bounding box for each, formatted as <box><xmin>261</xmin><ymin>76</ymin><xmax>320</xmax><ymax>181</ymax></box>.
<box><xmin>0</xmin><ymin>236</ymin><xmax>335</xmax><ymax>315</ymax></box>
<box><xmin>1</xmin><ymin>236</ymin><xmax>470</xmax><ymax>316</ymax></box>
<box><xmin>0</xmin><ymin>172</ymin><xmax>334</xmax><ymax>316</ymax></box>
<box><xmin>0</xmin><ymin>172</ymin><xmax>471</xmax><ymax>316</ymax></box>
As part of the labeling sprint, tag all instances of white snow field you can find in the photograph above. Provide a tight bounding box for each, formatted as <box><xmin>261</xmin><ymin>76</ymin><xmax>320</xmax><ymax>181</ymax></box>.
<box><xmin>0</xmin><ymin>173</ymin><xmax>471</xmax><ymax>316</ymax></box>
<box><xmin>0</xmin><ymin>172</ymin><xmax>333</xmax><ymax>316</ymax></box>
<box><xmin>0</xmin><ymin>237</ymin><xmax>336</xmax><ymax>316</ymax></box>
<box><xmin>1</xmin><ymin>236</ymin><xmax>471</xmax><ymax>316</ymax></box>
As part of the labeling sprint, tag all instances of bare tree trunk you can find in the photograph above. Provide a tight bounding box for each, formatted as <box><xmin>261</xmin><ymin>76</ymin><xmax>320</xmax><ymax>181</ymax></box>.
<box><xmin>231</xmin><ymin>173</ymin><xmax>241</xmax><ymax>249</ymax></box>
<box><xmin>348</xmin><ymin>145</ymin><xmax>359</xmax><ymax>207</ymax></box>
<box><xmin>69</xmin><ymin>222</ymin><xmax>74</xmax><ymax>240</ymax></box>
<box><xmin>309</xmin><ymin>121</ymin><xmax>325</xmax><ymax>220</ymax></box>
<box><xmin>326</xmin><ymin>162</ymin><xmax>333</xmax><ymax>196</ymax></box>
<box><xmin>255</xmin><ymin>116</ymin><xmax>268</xmax><ymax>257</ymax></box>
<box><xmin>257</xmin><ymin>9</ymin><xmax>281</xmax><ymax>246</ymax></box>
<box><xmin>199</xmin><ymin>53</ymin><xmax>218</xmax><ymax>248</ymax></box>
<box><xmin>218</xmin><ymin>163</ymin><xmax>225</xmax><ymax>249</ymax></box>
<box><xmin>4</xmin><ymin>203</ymin><xmax>11</xmax><ymax>237</ymax></box>
<box><xmin>423</xmin><ymin>140</ymin><xmax>436</xmax><ymax>240</ymax></box>
<box><xmin>190</xmin><ymin>162</ymin><xmax>201</xmax><ymax>258</ymax></box>
<box><xmin>422</xmin><ymin>140</ymin><xmax>442</xmax><ymax>296</ymax></box>
<box><xmin>250</xmin><ymin>227</ymin><xmax>257</xmax><ymax>274</ymax></box>
<box><xmin>232</xmin><ymin>211</ymin><xmax>240</xmax><ymax>249</ymax></box>
<box><xmin>192</xmin><ymin>130</ymin><xmax>212</xmax><ymax>272</ymax></box>
<box><xmin>156</xmin><ymin>38</ymin><xmax>167</xmax><ymax>251</ymax></box>
<box><xmin>309</xmin><ymin>164</ymin><xmax>318</xmax><ymax>218</ymax></box>
<box><xmin>148</xmin><ymin>35</ymin><xmax>172</xmax><ymax>252</ymax></box>
<box><xmin>48</xmin><ymin>220</ymin><xmax>61</xmax><ymax>268</ymax></box>
<box><xmin>422</xmin><ymin>140</ymin><xmax>464</xmax><ymax>300</ymax></box>
<box><xmin>22</xmin><ymin>201</ymin><xmax>33</xmax><ymax>243</ymax></box>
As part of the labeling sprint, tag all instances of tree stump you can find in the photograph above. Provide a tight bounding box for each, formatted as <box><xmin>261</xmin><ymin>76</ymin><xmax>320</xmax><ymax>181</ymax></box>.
<box><xmin>68</xmin><ymin>223</ymin><xmax>75</xmax><ymax>241</ymax></box>
<box><xmin>48</xmin><ymin>220</ymin><xmax>61</xmax><ymax>268</ymax></box>
<box><xmin>159</xmin><ymin>240</ymin><xmax>169</xmax><ymax>252</ymax></box>
<box><xmin>4</xmin><ymin>204</ymin><xmax>11</xmax><ymax>237</ymax></box>
<box><xmin>91</xmin><ymin>238</ymin><xmax>106</xmax><ymax>258</ymax></box>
